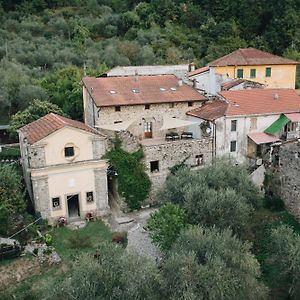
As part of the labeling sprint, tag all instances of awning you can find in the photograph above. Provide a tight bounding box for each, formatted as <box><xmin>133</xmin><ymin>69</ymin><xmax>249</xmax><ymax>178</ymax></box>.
<box><xmin>285</xmin><ymin>113</ymin><xmax>300</xmax><ymax>122</ymax></box>
<box><xmin>159</xmin><ymin>116</ymin><xmax>198</xmax><ymax>130</ymax></box>
<box><xmin>264</xmin><ymin>114</ymin><xmax>290</xmax><ymax>135</ymax></box>
<box><xmin>96</xmin><ymin>119</ymin><xmax>135</xmax><ymax>131</ymax></box>
<box><xmin>248</xmin><ymin>132</ymin><xmax>280</xmax><ymax>145</ymax></box>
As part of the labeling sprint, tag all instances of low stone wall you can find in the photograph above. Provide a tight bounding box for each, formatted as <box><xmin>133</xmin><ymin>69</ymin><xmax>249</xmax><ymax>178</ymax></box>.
<box><xmin>278</xmin><ymin>141</ymin><xmax>300</xmax><ymax>220</ymax></box>
<box><xmin>143</xmin><ymin>138</ymin><xmax>213</xmax><ymax>201</ymax></box>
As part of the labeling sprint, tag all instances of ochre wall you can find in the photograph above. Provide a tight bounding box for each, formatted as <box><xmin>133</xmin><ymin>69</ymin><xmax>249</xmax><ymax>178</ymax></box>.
<box><xmin>215</xmin><ymin>64</ymin><xmax>296</xmax><ymax>88</ymax></box>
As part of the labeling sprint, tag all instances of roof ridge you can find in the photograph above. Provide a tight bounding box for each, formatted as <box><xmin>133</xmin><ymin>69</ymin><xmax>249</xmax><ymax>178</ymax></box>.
<box><xmin>50</xmin><ymin>113</ymin><xmax>67</xmax><ymax>124</ymax></box>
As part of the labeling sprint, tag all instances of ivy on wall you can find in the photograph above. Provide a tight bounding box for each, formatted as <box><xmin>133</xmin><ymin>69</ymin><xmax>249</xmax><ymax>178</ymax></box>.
<box><xmin>105</xmin><ymin>139</ymin><xmax>151</xmax><ymax>210</ymax></box>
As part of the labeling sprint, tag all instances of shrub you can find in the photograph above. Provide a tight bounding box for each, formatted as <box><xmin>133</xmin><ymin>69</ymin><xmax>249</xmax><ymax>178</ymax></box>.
<box><xmin>112</xmin><ymin>231</ymin><xmax>128</xmax><ymax>247</ymax></box>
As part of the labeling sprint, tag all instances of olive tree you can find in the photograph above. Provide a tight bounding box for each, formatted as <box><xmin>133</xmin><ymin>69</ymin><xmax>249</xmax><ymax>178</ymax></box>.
<box><xmin>161</xmin><ymin>226</ymin><xmax>268</xmax><ymax>300</ymax></box>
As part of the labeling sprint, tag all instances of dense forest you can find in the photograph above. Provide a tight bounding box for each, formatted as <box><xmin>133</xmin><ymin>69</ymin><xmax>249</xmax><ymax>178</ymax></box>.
<box><xmin>0</xmin><ymin>0</ymin><xmax>299</xmax><ymax>123</ymax></box>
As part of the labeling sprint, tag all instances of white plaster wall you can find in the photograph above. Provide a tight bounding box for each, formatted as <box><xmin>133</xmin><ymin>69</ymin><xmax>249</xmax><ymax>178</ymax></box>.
<box><xmin>216</xmin><ymin>114</ymin><xmax>281</xmax><ymax>163</ymax></box>
<box><xmin>97</xmin><ymin>101</ymin><xmax>203</xmax><ymax>139</ymax></box>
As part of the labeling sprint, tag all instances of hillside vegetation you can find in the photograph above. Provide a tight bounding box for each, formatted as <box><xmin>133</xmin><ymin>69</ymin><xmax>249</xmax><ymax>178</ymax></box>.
<box><xmin>0</xmin><ymin>0</ymin><xmax>299</xmax><ymax>123</ymax></box>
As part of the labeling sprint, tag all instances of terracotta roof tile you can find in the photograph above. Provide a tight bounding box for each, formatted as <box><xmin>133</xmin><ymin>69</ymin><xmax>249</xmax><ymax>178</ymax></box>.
<box><xmin>221</xmin><ymin>79</ymin><xmax>264</xmax><ymax>90</ymax></box>
<box><xmin>187</xmin><ymin>66</ymin><xmax>209</xmax><ymax>77</ymax></box>
<box><xmin>208</xmin><ymin>48</ymin><xmax>298</xmax><ymax>67</ymax></box>
<box><xmin>19</xmin><ymin>113</ymin><xmax>103</xmax><ymax>144</ymax></box>
<box><xmin>82</xmin><ymin>75</ymin><xmax>206</xmax><ymax>107</ymax></box>
<box><xmin>220</xmin><ymin>89</ymin><xmax>300</xmax><ymax>116</ymax></box>
<box><xmin>186</xmin><ymin>100</ymin><xmax>228</xmax><ymax>121</ymax></box>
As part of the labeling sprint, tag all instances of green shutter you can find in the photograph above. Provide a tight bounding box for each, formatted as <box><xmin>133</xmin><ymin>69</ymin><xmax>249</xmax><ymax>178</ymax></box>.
<box><xmin>237</xmin><ymin>69</ymin><xmax>243</xmax><ymax>78</ymax></box>
<box><xmin>264</xmin><ymin>114</ymin><xmax>290</xmax><ymax>135</ymax></box>
<box><xmin>265</xmin><ymin>67</ymin><xmax>271</xmax><ymax>77</ymax></box>
<box><xmin>250</xmin><ymin>69</ymin><xmax>256</xmax><ymax>78</ymax></box>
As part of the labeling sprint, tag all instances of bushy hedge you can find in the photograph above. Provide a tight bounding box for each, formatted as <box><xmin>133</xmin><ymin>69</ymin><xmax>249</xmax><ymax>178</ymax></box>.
<box><xmin>105</xmin><ymin>143</ymin><xmax>151</xmax><ymax>210</ymax></box>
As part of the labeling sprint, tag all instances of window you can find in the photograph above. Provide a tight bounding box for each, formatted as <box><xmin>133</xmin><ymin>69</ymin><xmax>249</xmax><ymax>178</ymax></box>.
<box><xmin>169</xmin><ymin>103</ymin><xmax>175</xmax><ymax>108</ymax></box>
<box><xmin>64</xmin><ymin>146</ymin><xmax>74</xmax><ymax>157</ymax></box>
<box><xmin>115</xmin><ymin>106</ymin><xmax>121</xmax><ymax>112</ymax></box>
<box><xmin>195</xmin><ymin>154</ymin><xmax>204</xmax><ymax>166</ymax></box>
<box><xmin>145</xmin><ymin>104</ymin><xmax>151</xmax><ymax>110</ymax></box>
<box><xmin>250</xmin><ymin>69</ymin><xmax>256</xmax><ymax>78</ymax></box>
<box><xmin>237</xmin><ymin>69</ymin><xmax>243</xmax><ymax>78</ymax></box>
<box><xmin>52</xmin><ymin>197</ymin><xmax>60</xmax><ymax>209</ymax></box>
<box><xmin>86</xmin><ymin>192</ymin><xmax>94</xmax><ymax>203</ymax></box>
<box><xmin>250</xmin><ymin>118</ymin><xmax>257</xmax><ymax>130</ymax></box>
<box><xmin>150</xmin><ymin>160</ymin><xmax>159</xmax><ymax>172</ymax></box>
<box><xmin>265</xmin><ymin>67</ymin><xmax>271</xmax><ymax>77</ymax></box>
<box><xmin>230</xmin><ymin>141</ymin><xmax>237</xmax><ymax>152</ymax></box>
<box><xmin>231</xmin><ymin>120</ymin><xmax>237</xmax><ymax>132</ymax></box>
<box><xmin>188</xmin><ymin>101</ymin><xmax>193</xmax><ymax>107</ymax></box>
<box><xmin>114</xmin><ymin>120</ymin><xmax>122</xmax><ymax>124</ymax></box>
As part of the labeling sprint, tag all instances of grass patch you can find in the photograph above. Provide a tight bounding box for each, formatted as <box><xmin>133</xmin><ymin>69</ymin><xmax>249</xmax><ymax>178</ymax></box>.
<box><xmin>51</xmin><ymin>220</ymin><xmax>112</xmax><ymax>261</ymax></box>
<box><xmin>0</xmin><ymin>220</ymin><xmax>112</xmax><ymax>299</ymax></box>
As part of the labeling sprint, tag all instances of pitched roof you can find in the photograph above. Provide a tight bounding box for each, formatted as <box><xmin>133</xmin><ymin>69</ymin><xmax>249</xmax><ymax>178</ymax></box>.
<box><xmin>187</xmin><ymin>66</ymin><xmax>209</xmax><ymax>77</ymax></box>
<box><xmin>221</xmin><ymin>79</ymin><xmax>264</xmax><ymax>91</ymax></box>
<box><xmin>208</xmin><ymin>48</ymin><xmax>298</xmax><ymax>67</ymax></box>
<box><xmin>186</xmin><ymin>100</ymin><xmax>228</xmax><ymax>121</ymax></box>
<box><xmin>19</xmin><ymin>113</ymin><xmax>103</xmax><ymax>144</ymax></box>
<box><xmin>220</xmin><ymin>89</ymin><xmax>300</xmax><ymax>116</ymax></box>
<box><xmin>82</xmin><ymin>75</ymin><xmax>206</xmax><ymax>107</ymax></box>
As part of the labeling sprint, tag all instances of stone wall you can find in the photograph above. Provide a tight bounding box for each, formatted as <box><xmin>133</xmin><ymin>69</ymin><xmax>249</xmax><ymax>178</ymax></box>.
<box><xmin>31</xmin><ymin>175</ymin><xmax>50</xmax><ymax>220</ymax></box>
<box><xmin>143</xmin><ymin>138</ymin><xmax>213</xmax><ymax>201</ymax></box>
<box><xmin>97</xmin><ymin>101</ymin><xmax>204</xmax><ymax>140</ymax></box>
<box><xmin>28</xmin><ymin>144</ymin><xmax>46</xmax><ymax>169</ymax></box>
<box><xmin>277</xmin><ymin>141</ymin><xmax>300</xmax><ymax>219</ymax></box>
<box><xmin>94</xmin><ymin>168</ymin><xmax>110</xmax><ymax>216</ymax></box>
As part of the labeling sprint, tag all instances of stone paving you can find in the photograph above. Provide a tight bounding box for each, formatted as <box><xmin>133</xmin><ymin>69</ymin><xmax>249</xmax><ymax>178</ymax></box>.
<box><xmin>108</xmin><ymin>207</ymin><xmax>161</xmax><ymax>261</ymax></box>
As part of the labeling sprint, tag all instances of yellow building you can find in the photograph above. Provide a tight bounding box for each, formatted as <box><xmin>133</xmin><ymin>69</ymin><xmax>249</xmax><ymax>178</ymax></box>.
<box><xmin>208</xmin><ymin>48</ymin><xmax>298</xmax><ymax>88</ymax></box>
<box><xmin>18</xmin><ymin>113</ymin><xmax>110</xmax><ymax>224</ymax></box>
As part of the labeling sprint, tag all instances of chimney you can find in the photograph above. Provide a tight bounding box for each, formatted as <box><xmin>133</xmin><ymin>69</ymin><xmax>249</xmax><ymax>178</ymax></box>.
<box><xmin>178</xmin><ymin>79</ymin><xmax>183</xmax><ymax>86</ymax></box>
<box><xmin>274</xmin><ymin>93</ymin><xmax>279</xmax><ymax>100</ymax></box>
<box><xmin>135</xmin><ymin>70</ymin><xmax>138</xmax><ymax>82</ymax></box>
<box><xmin>189</xmin><ymin>63</ymin><xmax>195</xmax><ymax>72</ymax></box>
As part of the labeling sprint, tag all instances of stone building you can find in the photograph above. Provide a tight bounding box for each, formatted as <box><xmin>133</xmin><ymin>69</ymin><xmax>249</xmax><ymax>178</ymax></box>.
<box><xmin>186</xmin><ymin>89</ymin><xmax>300</xmax><ymax>164</ymax></box>
<box><xmin>19</xmin><ymin>113</ymin><xmax>109</xmax><ymax>224</ymax></box>
<box><xmin>82</xmin><ymin>74</ymin><xmax>213</xmax><ymax>194</ymax></box>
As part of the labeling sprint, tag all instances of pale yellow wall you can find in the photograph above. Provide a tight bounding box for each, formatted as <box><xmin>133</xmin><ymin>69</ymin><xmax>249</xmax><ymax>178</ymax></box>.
<box><xmin>37</xmin><ymin>127</ymin><xmax>95</xmax><ymax>166</ymax></box>
<box><xmin>215</xmin><ymin>64</ymin><xmax>296</xmax><ymax>88</ymax></box>
<box><xmin>47</xmin><ymin>168</ymin><xmax>96</xmax><ymax>218</ymax></box>
<box><xmin>31</xmin><ymin>160</ymin><xmax>107</xmax><ymax>219</ymax></box>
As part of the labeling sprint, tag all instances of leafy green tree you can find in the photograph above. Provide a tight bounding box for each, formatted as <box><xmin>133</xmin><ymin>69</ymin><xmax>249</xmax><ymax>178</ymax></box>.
<box><xmin>0</xmin><ymin>164</ymin><xmax>26</xmax><ymax>235</ymax></box>
<box><xmin>146</xmin><ymin>203</ymin><xmax>188</xmax><ymax>251</ymax></box>
<box><xmin>267</xmin><ymin>225</ymin><xmax>300</xmax><ymax>299</ymax></box>
<box><xmin>44</xmin><ymin>243</ymin><xmax>162</xmax><ymax>300</ymax></box>
<box><xmin>105</xmin><ymin>144</ymin><xmax>151</xmax><ymax>210</ymax></box>
<box><xmin>10</xmin><ymin>99</ymin><xmax>67</xmax><ymax>134</ymax></box>
<box><xmin>162</xmin><ymin>226</ymin><xmax>268</xmax><ymax>300</ymax></box>
<box><xmin>40</xmin><ymin>66</ymin><xmax>83</xmax><ymax>120</ymax></box>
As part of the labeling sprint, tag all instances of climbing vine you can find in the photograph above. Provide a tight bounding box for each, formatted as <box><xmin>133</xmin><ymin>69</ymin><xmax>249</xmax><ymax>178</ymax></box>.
<box><xmin>105</xmin><ymin>139</ymin><xmax>151</xmax><ymax>210</ymax></box>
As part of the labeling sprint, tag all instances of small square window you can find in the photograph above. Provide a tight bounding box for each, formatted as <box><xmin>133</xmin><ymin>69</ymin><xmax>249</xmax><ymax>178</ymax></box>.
<box><xmin>237</xmin><ymin>69</ymin><xmax>243</xmax><ymax>78</ymax></box>
<box><xmin>169</xmin><ymin>103</ymin><xmax>175</xmax><ymax>108</ymax></box>
<box><xmin>150</xmin><ymin>160</ymin><xmax>159</xmax><ymax>172</ymax></box>
<box><xmin>188</xmin><ymin>101</ymin><xmax>193</xmax><ymax>107</ymax></box>
<box><xmin>231</xmin><ymin>120</ymin><xmax>237</xmax><ymax>132</ymax></box>
<box><xmin>230</xmin><ymin>141</ymin><xmax>237</xmax><ymax>152</ymax></box>
<box><xmin>64</xmin><ymin>146</ymin><xmax>74</xmax><ymax>157</ymax></box>
<box><xmin>265</xmin><ymin>67</ymin><xmax>271</xmax><ymax>77</ymax></box>
<box><xmin>52</xmin><ymin>197</ymin><xmax>60</xmax><ymax>208</ymax></box>
<box><xmin>145</xmin><ymin>104</ymin><xmax>151</xmax><ymax>110</ymax></box>
<box><xmin>115</xmin><ymin>106</ymin><xmax>121</xmax><ymax>112</ymax></box>
<box><xmin>86</xmin><ymin>192</ymin><xmax>94</xmax><ymax>203</ymax></box>
<box><xmin>250</xmin><ymin>69</ymin><xmax>256</xmax><ymax>78</ymax></box>
<box><xmin>196</xmin><ymin>154</ymin><xmax>204</xmax><ymax>166</ymax></box>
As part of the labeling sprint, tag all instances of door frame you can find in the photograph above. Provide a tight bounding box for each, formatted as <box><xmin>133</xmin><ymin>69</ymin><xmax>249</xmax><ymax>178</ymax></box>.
<box><xmin>65</xmin><ymin>192</ymin><xmax>81</xmax><ymax>218</ymax></box>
